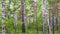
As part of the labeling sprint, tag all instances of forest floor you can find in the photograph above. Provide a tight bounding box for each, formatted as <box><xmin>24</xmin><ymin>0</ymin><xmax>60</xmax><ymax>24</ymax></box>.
<box><xmin>0</xmin><ymin>30</ymin><xmax>60</xmax><ymax>34</ymax></box>
<box><xmin>0</xmin><ymin>31</ymin><xmax>60</xmax><ymax>34</ymax></box>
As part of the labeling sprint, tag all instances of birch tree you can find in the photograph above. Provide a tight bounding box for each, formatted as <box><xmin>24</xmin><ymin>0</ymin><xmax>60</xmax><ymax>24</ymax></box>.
<box><xmin>51</xmin><ymin>0</ymin><xmax>55</xmax><ymax>34</ymax></box>
<box><xmin>21</xmin><ymin>0</ymin><xmax>26</xmax><ymax>33</ymax></box>
<box><xmin>42</xmin><ymin>0</ymin><xmax>48</xmax><ymax>34</ymax></box>
<box><xmin>55</xmin><ymin>0</ymin><xmax>58</xmax><ymax>32</ymax></box>
<box><xmin>47</xmin><ymin>1</ymin><xmax>52</xmax><ymax>34</ymax></box>
<box><xmin>48</xmin><ymin>8</ymin><xmax>52</xmax><ymax>34</ymax></box>
<box><xmin>2</xmin><ymin>0</ymin><xmax>5</xmax><ymax>34</ymax></box>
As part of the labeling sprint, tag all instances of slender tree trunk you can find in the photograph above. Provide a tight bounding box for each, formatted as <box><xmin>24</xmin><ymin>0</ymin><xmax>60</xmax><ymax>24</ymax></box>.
<box><xmin>55</xmin><ymin>0</ymin><xmax>58</xmax><ymax>33</ymax></box>
<box><xmin>51</xmin><ymin>0</ymin><xmax>55</xmax><ymax>34</ymax></box>
<box><xmin>47</xmin><ymin>2</ymin><xmax>52</xmax><ymax>34</ymax></box>
<box><xmin>55</xmin><ymin>0</ymin><xmax>58</xmax><ymax>29</ymax></box>
<box><xmin>21</xmin><ymin>0</ymin><xmax>26</xmax><ymax>33</ymax></box>
<box><xmin>48</xmin><ymin>10</ymin><xmax>52</xmax><ymax>34</ymax></box>
<box><xmin>42</xmin><ymin>0</ymin><xmax>47</xmax><ymax>34</ymax></box>
<box><xmin>48</xmin><ymin>18</ymin><xmax>51</xmax><ymax>34</ymax></box>
<box><xmin>42</xmin><ymin>8</ymin><xmax>46</xmax><ymax>34</ymax></box>
<box><xmin>2</xmin><ymin>0</ymin><xmax>5</xmax><ymax>34</ymax></box>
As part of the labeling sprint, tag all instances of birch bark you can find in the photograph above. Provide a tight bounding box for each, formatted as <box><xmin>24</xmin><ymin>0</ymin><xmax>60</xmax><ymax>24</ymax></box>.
<box><xmin>42</xmin><ymin>0</ymin><xmax>47</xmax><ymax>34</ymax></box>
<box><xmin>21</xmin><ymin>0</ymin><xmax>26</xmax><ymax>33</ymax></box>
<box><xmin>2</xmin><ymin>0</ymin><xmax>5</xmax><ymax>34</ymax></box>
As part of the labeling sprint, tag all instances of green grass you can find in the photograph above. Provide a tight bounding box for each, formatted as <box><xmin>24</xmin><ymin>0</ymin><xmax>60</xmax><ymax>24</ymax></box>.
<box><xmin>0</xmin><ymin>29</ymin><xmax>60</xmax><ymax>34</ymax></box>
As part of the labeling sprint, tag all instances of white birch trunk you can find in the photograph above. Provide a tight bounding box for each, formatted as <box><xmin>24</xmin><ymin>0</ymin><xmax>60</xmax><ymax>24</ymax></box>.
<box><xmin>51</xmin><ymin>0</ymin><xmax>55</xmax><ymax>34</ymax></box>
<box><xmin>2</xmin><ymin>0</ymin><xmax>5</xmax><ymax>34</ymax></box>
<box><xmin>46</xmin><ymin>1</ymin><xmax>52</xmax><ymax>34</ymax></box>
<box><xmin>42</xmin><ymin>0</ymin><xmax>47</xmax><ymax>34</ymax></box>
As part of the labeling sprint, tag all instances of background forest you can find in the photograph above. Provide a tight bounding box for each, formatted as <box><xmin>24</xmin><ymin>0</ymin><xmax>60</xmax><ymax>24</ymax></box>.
<box><xmin>0</xmin><ymin>0</ymin><xmax>60</xmax><ymax>34</ymax></box>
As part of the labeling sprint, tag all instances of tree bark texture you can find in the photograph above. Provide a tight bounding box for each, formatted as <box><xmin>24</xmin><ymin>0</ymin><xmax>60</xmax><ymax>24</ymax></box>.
<box><xmin>51</xmin><ymin>0</ymin><xmax>55</xmax><ymax>34</ymax></box>
<box><xmin>21</xmin><ymin>0</ymin><xmax>26</xmax><ymax>33</ymax></box>
<box><xmin>2</xmin><ymin>0</ymin><xmax>5</xmax><ymax>34</ymax></box>
<box><xmin>42</xmin><ymin>0</ymin><xmax>47</xmax><ymax>34</ymax></box>
<box><xmin>55</xmin><ymin>0</ymin><xmax>58</xmax><ymax>31</ymax></box>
